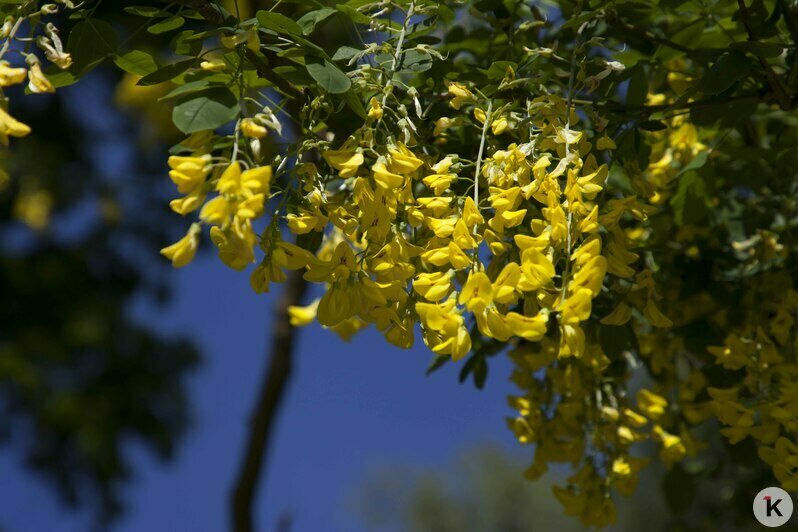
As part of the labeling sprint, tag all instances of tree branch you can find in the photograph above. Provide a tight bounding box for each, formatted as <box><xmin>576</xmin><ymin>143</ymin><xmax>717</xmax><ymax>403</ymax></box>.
<box><xmin>168</xmin><ymin>0</ymin><xmax>231</xmax><ymax>25</ymax></box>
<box><xmin>737</xmin><ymin>0</ymin><xmax>793</xmax><ymax>109</ymax></box>
<box><xmin>230</xmin><ymin>268</ymin><xmax>308</xmax><ymax>532</ymax></box>
<box><xmin>613</xmin><ymin>18</ymin><xmax>698</xmax><ymax>57</ymax></box>
<box><xmin>573</xmin><ymin>90</ymin><xmax>764</xmax><ymax>116</ymax></box>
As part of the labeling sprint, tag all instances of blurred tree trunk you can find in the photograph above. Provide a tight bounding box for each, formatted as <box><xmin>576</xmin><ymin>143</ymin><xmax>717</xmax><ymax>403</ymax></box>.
<box><xmin>230</xmin><ymin>268</ymin><xmax>308</xmax><ymax>532</ymax></box>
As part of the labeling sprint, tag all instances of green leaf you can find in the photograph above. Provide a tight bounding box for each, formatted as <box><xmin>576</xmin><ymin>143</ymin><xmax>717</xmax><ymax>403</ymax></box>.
<box><xmin>696</xmin><ymin>51</ymin><xmax>751</xmax><ymax>95</ymax></box>
<box><xmin>273</xmin><ymin>65</ymin><xmax>314</xmax><ymax>86</ymax></box>
<box><xmin>671</xmin><ymin>169</ymin><xmax>708</xmax><ymax>226</ymax></box>
<box><xmin>138</xmin><ymin>59</ymin><xmax>195</xmax><ymax>86</ymax></box>
<box><xmin>332</xmin><ymin>46</ymin><xmax>360</xmax><ymax>62</ymax></box>
<box><xmin>113</xmin><ymin>50</ymin><xmax>158</xmax><ymax>77</ymax></box>
<box><xmin>124</xmin><ymin>6</ymin><xmax>165</xmax><ymax>17</ymax></box>
<box><xmin>243</xmin><ymin>49</ymin><xmax>303</xmax><ymax>98</ymax></box>
<box><xmin>487</xmin><ymin>60</ymin><xmax>517</xmax><ymax>80</ymax></box>
<box><xmin>159</xmin><ymin>80</ymin><xmax>214</xmax><ymax>101</ymax></box>
<box><xmin>472</xmin><ymin>355</ymin><xmax>488</xmax><ymax>389</ymax></box>
<box><xmin>426</xmin><ymin>355</ymin><xmax>449</xmax><ymax>375</ymax></box>
<box><xmin>306</xmin><ymin>59</ymin><xmax>351</xmax><ymax>94</ymax></box>
<box><xmin>297</xmin><ymin>8</ymin><xmax>337</xmax><ymax>34</ymax></box>
<box><xmin>342</xmin><ymin>90</ymin><xmax>368</xmax><ymax>119</ymax></box>
<box><xmin>729</xmin><ymin>41</ymin><xmax>783</xmax><ymax>58</ymax></box>
<box><xmin>172</xmin><ymin>30</ymin><xmax>204</xmax><ymax>56</ymax></box>
<box><xmin>626</xmin><ymin>64</ymin><xmax>648</xmax><ymax>106</ymax></box>
<box><xmin>43</xmin><ymin>68</ymin><xmax>78</xmax><ymax>89</ymax></box>
<box><xmin>256</xmin><ymin>11</ymin><xmax>302</xmax><ymax>36</ymax></box>
<box><xmin>67</xmin><ymin>19</ymin><xmax>118</xmax><ymax>74</ymax></box>
<box><xmin>677</xmin><ymin>150</ymin><xmax>709</xmax><ymax>177</ymax></box>
<box><xmin>336</xmin><ymin>4</ymin><xmax>371</xmax><ymax>24</ymax></box>
<box><xmin>399</xmin><ymin>49</ymin><xmax>432</xmax><ymax>73</ymax></box>
<box><xmin>670</xmin><ymin>19</ymin><xmax>706</xmax><ymax>48</ymax></box>
<box><xmin>458</xmin><ymin>355</ymin><xmax>476</xmax><ymax>383</ymax></box>
<box><xmin>148</xmin><ymin>16</ymin><xmax>185</xmax><ymax>35</ymax></box>
<box><xmin>172</xmin><ymin>88</ymin><xmax>240</xmax><ymax>134</ymax></box>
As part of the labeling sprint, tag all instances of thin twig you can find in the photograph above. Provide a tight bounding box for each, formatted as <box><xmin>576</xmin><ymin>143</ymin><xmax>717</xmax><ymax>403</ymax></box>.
<box><xmin>381</xmin><ymin>1</ymin><xmax>415</xmax><ymax>107</ymax></box>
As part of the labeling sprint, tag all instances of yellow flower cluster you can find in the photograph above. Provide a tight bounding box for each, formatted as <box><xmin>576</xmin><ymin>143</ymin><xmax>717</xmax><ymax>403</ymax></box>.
<box><xmin>160</xmin><ymin>148</ymin><xmax>273</xmax><ymax>270</ymax></box>
<box><xmin>707</xmin><ymin>282</ymin><xmax>798</xmax><ymax>491</ymax></box>
<box><xmin>161</xmin><ymin>82</ymin><xmax>675</xmax><ymax>527</ymax></box>
<box><xmin>0</xmin><ymin>62</ymin><xmax>31</xmax><ymax>145</ymax></box>
<box><xmin>269</xmin><ymin>91</ymin><xmax>666</xmax><ymax>362</ymax></box>
<box><xmin>0</xmin><ymin>6</ymin><xmax>73</xmax><ymax>146</ymax></box>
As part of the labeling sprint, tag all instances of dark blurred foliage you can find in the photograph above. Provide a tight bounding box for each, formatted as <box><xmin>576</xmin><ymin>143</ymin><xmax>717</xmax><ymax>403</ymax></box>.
<box><xmin>356</xmin><ymin>446</ymin><xmax>673</xmax><ymax>532</ymax></box>
<box><xmin>355</xmin><ymin>444</ymin><xmax>790</xmax><ymax>532</ymax></box>
<box><xmin>0</xmin><ymin>50</ymin><xmax>199</xmax><ymax>532</ymax></box>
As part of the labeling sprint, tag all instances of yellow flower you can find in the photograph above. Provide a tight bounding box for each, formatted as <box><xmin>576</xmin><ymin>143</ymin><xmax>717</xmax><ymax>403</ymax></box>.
<box><xmin>422</xmin><ymin>172</ymin><xmax>456</xmax><ymax>195</ymax></box>
<box><xmin>323</xmin><ymin>147</ymin><xmax>364</xmax><ymax>178</ymax></box>
<box><xmin>14</xmin><ymin>189</ymin><xmax>52</xmax><ymax>230</ymax></box>
<box><xmin>241</xmin><ymin>165</ymin><xmax>272</xmax><ymax>195</ymax></box>
<box><xmin>304</xmin><ymin>241</ymin><xmax>359</xmax><ymax>283</ymax></box>
<box><xmin>447</xmin><ymin>82</ymin><xmax>474</xmax><ymax>109</ymax></box>
<box><xmin>506</xmin><ymin>311</ymin><xmax>548</xmax><ymax>341</ymax></box>
<box><xmin>0</xmin><ymin>61</ymin><xmax>26</xmax><ymax>87</ymax></box>
<box><xmin>0</xmin><ymin>106</ymin><xmax>31</xmax><ymax>145</ymax></box>
<box><xmin>216</xmin><ymin>161</ymin><xmax>242</xmax><ymax>195</ymax></box>
<box><xmin>517</xmin><ymin>248</ymin><xmax>555</xmax><ymax>291</ymax></box>
<box><xmin>459</xmin><ymin>270</ymin><xmax>493</xmax><ymax>313</ymax></box>
<box><xmin>288</xmin><ymin>300</ymin><xmax>319</xmax><ymax>326</ymax></box>
<box><xmin>200</xmin><ymin>196</ymin><xmax>231</xmax><ymax>225</ymax></box>
<box><xmin>644</xmin><ymin>298</ymin><xmax>673</xmax><ymax>328</ymax></box>
<box><xmin>160</xmin><ymin>224</ymin><xmax>200</xmax><ymax>268</ymax></box>
<box><xmin>559</xmin><ymin>288</ymin><xmax>594</xmax><ymax>325</ymax></box>
<box><xmin>168</xmin><ymin>154</ymin><xmax>211</xmax><ymax>194</ymax></box>
<box><xmin>170</xmin><ymin>186</ymin><xmax>206</xmax><ymax>215</ymax></box>
<box><xmin>462</xmin><ymin>197</ymin><xmax>483</xmax><ymax>228</ymax></box>
<box><xmin>27</xmin><ymin>59</ymin><xmax>54</xmax><ymax>94</ymax></box>
<box><xmin>372</xmin><ymin>160</ymin><xmax>404</xmax><ymax>189</ymax></box>
<box><xmin>559</xmin><ymin>324</ymin><xmax>585</xmax><ymax>357</ymax></box>
<box><xmin>653</xmin><ymin>425</ymin><xmax>686</xmax><ymax>465</ymax></box>
<box><xmin>416</xmin><ymin>298</ymin><xmax>471</xmax><ymax>361</ymax></box>
<box><xmin>596</xmin><ymin>135</ymin><xmax>616</xmax><ymax>150</ymax></box>
<box><xmin>209</xmin><ymin>226</ymin><xmax>255</xmax><ymax>271</ymax></box>
<box><xmin>491</xmin><ymin>116</ymin><xmax>509</xmax><ymax>135</ymax></box>
<box><xmin>493</xmin><ymin>262</ymin><xmax>522</xmax><ymax>304</ymax></box>
<box><xmin>200</xmin><ymin>60</ymin><xmax>226</xmax><ymax>72</ymax></box>
<box><xmin>241</xmin><ymin>117</ymin><xmax>268</xmax><ymax>138</ymax></box>
<box><xmin>433</xmin><ymin>117</ymin><xmax>453</xmax><ymax>136</ymax></box>
<box><xmin>637</xmin><ymin>389</ymin><xmax>668</xmax><ymax>420</ymax></box>
<box><xmin>318</xmin><ymin>283</ymin><xmax>358</xmax><ymax>326</ymax></box>
<box><xmin>367</xmin><ymin>96</ymin><xmax>383</xmax><ymax>119</ymax></box>
<box><xmin>611</xmin><ymin>456</ymin><xmax>647</xmax><ymax>496</ymax></box>
<box><xmin>286</xmin><ymin>211</ymin><xmax>324</xmax><ymax>234</ymax></box>
<box><xmin>600</xmin><ymin>302</ymin><xmax>631</xmax><ymax>325</ymax></box>
<box><xmin>413</xmin><ymin>271</ymin><xmax>452</xmax><ymax>302</ymax></box>
<box><xmin>387</xmin><ymin>143</ymin><xmax>423</xmax><ymax>174</ymax></box>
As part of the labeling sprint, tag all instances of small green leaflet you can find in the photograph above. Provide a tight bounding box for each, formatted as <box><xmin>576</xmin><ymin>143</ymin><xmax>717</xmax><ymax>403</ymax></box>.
<box><xmin>113</xmin><ymin>50</ymin><xmax>158</xmax><ymax>77</ymax></box>
<box><xmin>148</xmin><ymin>16</ymin><xmax>185</xmax><ymax>35</ymax></box>
<box><xmin>172</xmin><ymin>88</ymin><xmax>239</xmax><ymax>134</ymax></box>
<box><xmin>306</xmin><ymin>60</ymin><xmax>351</xmax><ymax>94</ymax></box>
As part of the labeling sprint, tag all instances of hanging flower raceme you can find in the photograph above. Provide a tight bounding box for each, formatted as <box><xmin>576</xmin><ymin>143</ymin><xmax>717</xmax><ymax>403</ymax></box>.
<box><xmin>157</xmin><ymin>45</ymin><xmax>676</xmax><ymax>528</ymax></box>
